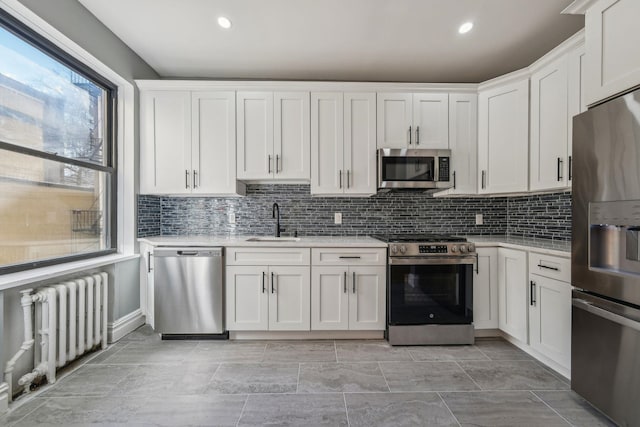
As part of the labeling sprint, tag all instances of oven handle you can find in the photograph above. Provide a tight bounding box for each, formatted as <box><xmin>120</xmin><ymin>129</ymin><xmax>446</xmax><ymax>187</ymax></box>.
<box><xmin>389</xmin><ymin>256</ymin><xmax>476</xmax><ymax>266</ymax></box>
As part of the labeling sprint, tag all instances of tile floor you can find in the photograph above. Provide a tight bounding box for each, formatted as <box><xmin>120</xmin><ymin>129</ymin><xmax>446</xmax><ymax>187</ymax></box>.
<box><xmin>1</xmin><ymin>326</ymin><xmax>615</xmax><ymax>426</ymax></box>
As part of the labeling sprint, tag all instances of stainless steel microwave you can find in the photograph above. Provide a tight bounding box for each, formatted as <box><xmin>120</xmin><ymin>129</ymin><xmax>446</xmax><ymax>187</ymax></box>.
<box><xmin>377</xmin><ymin>148</ymin><xmax>452</xmax><ymax>189</ymax></box>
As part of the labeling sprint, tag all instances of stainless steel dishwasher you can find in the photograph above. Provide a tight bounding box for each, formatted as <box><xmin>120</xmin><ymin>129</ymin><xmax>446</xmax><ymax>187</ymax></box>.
<box><xmin>153</xmin><ymin>247</ymin><xmax>226</xmax><ymax>338</ymax></box>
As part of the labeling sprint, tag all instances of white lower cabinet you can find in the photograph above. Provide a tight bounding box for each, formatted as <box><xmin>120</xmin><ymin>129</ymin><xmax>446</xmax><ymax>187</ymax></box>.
<box><xmin>497</xmin><ymin>247</ymin><xmax>528</xmax><ymax>342</ymax></box>
<box><xmin>473</xmin><ymin>247</ymin><xmax>499</xmax><ymax>329</ymax></box>
<box><xmin>226</xmin><ymin>265</ymin><xmax>310</xmax><ymax>331</ymax></box>
<box><xmin>311</xmin><ymin>265</ymin><xmax>386</xmax><ymax>331</ymax></box>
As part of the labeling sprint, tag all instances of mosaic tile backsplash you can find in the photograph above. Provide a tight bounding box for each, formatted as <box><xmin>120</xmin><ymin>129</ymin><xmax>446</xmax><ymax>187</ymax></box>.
<box><xmin>138</xmin><ymin>185</ymin><xmax>571</xmax><ymax>241</ymax></box>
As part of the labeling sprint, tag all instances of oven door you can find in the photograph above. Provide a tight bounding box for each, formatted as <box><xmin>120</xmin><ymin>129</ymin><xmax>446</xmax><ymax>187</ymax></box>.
<box><xmin>388</xmin><ymin>256</ymin><xmax>474</xmax><ymax>325</ymax></box>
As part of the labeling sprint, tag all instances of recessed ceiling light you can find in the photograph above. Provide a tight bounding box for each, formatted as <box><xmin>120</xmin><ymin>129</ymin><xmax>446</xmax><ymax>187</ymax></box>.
<box><xmin>458</xmin><ymin>22</ymin><xmax>473</xmax><ymax>34</ymax></box>
<box><xmin>217</xmin><ymin>16</ymin><xmax>232</xmax><ymax>29</ymax></box>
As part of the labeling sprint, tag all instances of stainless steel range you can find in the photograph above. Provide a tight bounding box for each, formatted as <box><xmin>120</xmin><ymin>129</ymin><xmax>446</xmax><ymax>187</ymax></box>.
<box><xmin>373</xmin><ymin>234</ymin><xmax>476</xmax><ymax>345</ymax></box>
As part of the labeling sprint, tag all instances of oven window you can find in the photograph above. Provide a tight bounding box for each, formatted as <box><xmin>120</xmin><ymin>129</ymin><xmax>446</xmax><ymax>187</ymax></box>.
<box><xmin>389</xmin><ymin>264</ymin><xmax>473</xmax><ymax>325</ymax></box>
<box><xmin>381</xmin><ymin>157</ymin><xmax>435</xmax><ymax>181</ymax></box>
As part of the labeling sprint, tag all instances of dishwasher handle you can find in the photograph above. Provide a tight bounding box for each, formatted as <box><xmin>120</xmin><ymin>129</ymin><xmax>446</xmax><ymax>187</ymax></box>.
<box><xmin>153</xmin><ymin>247</ymin><xmax>223</xmax><ymax>258</ymax></box>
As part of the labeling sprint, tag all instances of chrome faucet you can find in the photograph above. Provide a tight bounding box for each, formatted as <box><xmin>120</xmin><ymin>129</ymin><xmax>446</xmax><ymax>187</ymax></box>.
<box><xmin>272</xmin><ymin>203</ymin><xmax>285</xmax><ymax>237</ymax></box>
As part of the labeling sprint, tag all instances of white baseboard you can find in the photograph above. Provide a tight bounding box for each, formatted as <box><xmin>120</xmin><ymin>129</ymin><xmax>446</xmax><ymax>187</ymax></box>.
<box><xmin>108</xmin><ymin>309</ymin><xmax>145</xmax><ymax>343</ymax></box>
<box><xmin>475</xmin><ymin>328</ymin><xmax>501</xmax><ymax>338</ymax></box>
<box><xmin>230</xmin><ymin>330</ymin><xmax>385</xmax><ymax>340</ymax></box>
<box><xmin>0</xmin><ymin>382</ymin><xmax>8</xmax><ymax>414</ymax></box>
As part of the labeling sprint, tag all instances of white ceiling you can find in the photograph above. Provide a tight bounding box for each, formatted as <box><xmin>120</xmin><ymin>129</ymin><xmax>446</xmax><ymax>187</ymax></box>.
<box><xmin>79</xmin><ymin>0</ymin><xmax>584</xmax><ymax>83</ymax></box>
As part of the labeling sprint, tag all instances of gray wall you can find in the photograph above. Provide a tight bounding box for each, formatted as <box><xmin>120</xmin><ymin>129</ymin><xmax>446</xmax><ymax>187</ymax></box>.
<box><xmin>2</xmin><ymin>0</ymin><xmax>158</xmax><ymax>397</ymax></box>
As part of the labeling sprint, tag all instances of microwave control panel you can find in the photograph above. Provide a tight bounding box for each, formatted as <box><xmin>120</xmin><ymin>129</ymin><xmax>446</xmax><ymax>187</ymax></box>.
<box><xmin>438</xmin><ymin>157</ymin><xmax>450</xmax><ymax>181</ymax></box>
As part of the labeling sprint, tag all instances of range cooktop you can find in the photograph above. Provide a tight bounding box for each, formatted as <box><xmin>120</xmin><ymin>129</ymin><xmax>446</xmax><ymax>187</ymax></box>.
<box><xmin>371</xmin><ymin>234</ymin><xmax>467</xmax><ymax>243</ymax></box>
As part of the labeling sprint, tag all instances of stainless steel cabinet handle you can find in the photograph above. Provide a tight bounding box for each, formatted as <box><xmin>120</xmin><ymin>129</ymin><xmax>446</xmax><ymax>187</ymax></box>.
<box><xmin>530</xmin><ymin>280</ymin><xmax>536</xmax><ymax>306</ymax></box>
<box><xmin>268</xmin><ymin>155</ymin><xmax>272</xmax><ymax>174</ymax></box>
<box><xmin>271</xmin><ymin>272</ymin><xmax>275</xmax><ymax>293</ymax></box>
<box><xmin>568</xmin><ymin>156</ymin><xmax>572</xmax><ymax>181</ymax></box>
<box><xmin>481</xmin><ymin>170</ymin><xmax>486</xmax><ymax>189</ymax></box>
<box><xmin>453</xmin><ymin>171</ymin><xmax>456</xmax><ymax>189</ymax></box>
<box><xmin>538</xmin><ymin>263</ymin><xmax>559</xmax><ymax>271</ymax></box>
<box><xmin>147</xmin><ymin>252</ymin><xmax>152</xmax><ymax>273</ymax></box>
<box><xmin>347</xmin><ymin>170</ymin><xmax>350</xmax><ymax>188</ymax></box>
<box><xmin>262</xmin><ymin>271</ymin><xmax>266</xmax><ymax>293</ymax></box>
<box><xmin>408</xmin><ymin>126</ymin><xmax>412</xmax><ymax>145</ymax></box>
<box><xmin>339</xmin><ymin>170</ymin><xmax>342</xmax><ymax>189</ymax></box>
<box><xmin>352</xmin><ymin>272</ymin><xmax>356</xmax><ymax>293</ymax></box>
<box><xmin>557</xmin><ymin>157</ymin><xmax>563</xmax><ymax>181</ymax></box>
<box><xmin>339</xmin><ymin>256</ymin><xmax>361</xmax><ymax>259</ymax></box>
<box><xmin>344</xmin><ymin>271</ymin><xmax>347</xmax><ymax>293</ymax></box>
<box><xmin>276</xmin><ymin>154</ymin><xmax>280</xmax><ymax>174</ymax></box>
<box><xmin>185</xmin><ymin>170</ymin><xmax>190</xmax><ymax>189</ymax></box>
<box><xmin>193</xmin><ymin>170</ymin><xmax>198</xmax><ymax>188</ymax></box>
<box><xmin>416</xmin><ymin>126</ymin><xmax>420</xmax><ymax>145</ymax></box>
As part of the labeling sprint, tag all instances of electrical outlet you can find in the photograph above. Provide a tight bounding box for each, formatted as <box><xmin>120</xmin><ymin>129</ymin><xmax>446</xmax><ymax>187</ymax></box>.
<box><xmin>228</xmin><ymin>213</ymin><xmax>236</xmax><ymax>224</ymax></box>
<box><xmin>334</xmin><ymin>212</ymin><xmax>342</xmax><ymax>225</ymax></box>
<box><xmin>475</xmin><ymin>213</ymin><xmax>484</xmax><ymax>225</ymax></box>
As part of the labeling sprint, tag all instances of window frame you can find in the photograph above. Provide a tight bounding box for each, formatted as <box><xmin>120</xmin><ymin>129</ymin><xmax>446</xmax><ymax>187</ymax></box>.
<box><xmin>0</xmin><ymin>8</ymin><xmax>118</xmax><ymax>274</ymax></box>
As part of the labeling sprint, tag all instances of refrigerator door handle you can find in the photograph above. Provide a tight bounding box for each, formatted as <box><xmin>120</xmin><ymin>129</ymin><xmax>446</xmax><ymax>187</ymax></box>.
<box><xmin>573</xmin><ymin>298</ymin><xmax>640</xmax><ymax>332</ymax></box>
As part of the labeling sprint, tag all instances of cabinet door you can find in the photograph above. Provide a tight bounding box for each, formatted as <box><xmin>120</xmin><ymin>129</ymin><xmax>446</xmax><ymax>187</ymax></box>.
<box><xmin>498</xmin><ymin>248</ymin><xmax>528</xmax><ymax>342</ymax></box>
<box><xmin>528</xmin><ymin>274</ymin><xmax>571</xmax><ymax>369</ymax></box>
<box><xmin>478</xmin><ymin>79</ymin><xmax>529</xmax><ymax>194</ymax></box>
<box><xmin>274</xmin><ymin>92</ymin><xmax>310</xmax><ymax>180</ymax></box>
<box><xmin>448</xmin><ymin>93</ymin><xmax>477</xmax><ymax>194</ymax></box>
<box><xmin>412</xmin><ymin>93</ymin><xmax>449</xmax><ymax>149</ymax></box>
<box><xmin>584</xmin><ymin>0</ymin><xmax>640</xmax><ymax>105</ymax></box>
<box><xmin>268</xmin><ymin>266</ymin><xmax>311</xmax><ymax>331</ymax></box>
<box><xmin>237</xmin><ymin>91</ymin><xmax>274</xmax><ymax>179</ymax></box>
<box><xmin>568</xmin><ymin>43</ymin><xmax>587</xmax><ymax>186</ymax></box>
<box><xmin>376</xmin><ymin>93</ymin><xmax>412</xmax><ymax>148</ymax></box>
<box><xmin>530</xmin><ymin>56</ymin><xmax>569</xmax><ymax>191</ymax></box>
<box><xmin>311</xmin><ymin>92</ymin><xmax>344</xmax><ymax>195</ymax></box>
<box><xmin>226</xmin><ymin>266</ymin><xmax>269</xmax><ymax>331</ymax></box>
<box><xmin>191</xmin><ymin>91</ymin><xmax>237</xmax><ymax>194</ymax></box>
<box><xmin>349</xmin><ymin>266</ymin><xmax>386</xmax><ymax>330</ymax></box>
<box><xmin>311</xmin><ymin>266</ymin><xmax>349</xmax><ymax>330</ymax></box>
<box><xmin>139</xmin><ymin>91</ymin><xmax>191</xmax><ymax>194</ymax></box>
<box><xmin>473</xmin><ymin>247</ymin><xmax>498</xmax><ymax>330</ymax></box>
<box><xmin>344</xmin><ymin>92</ymin><xmax>376</xmax><ymax>195</ymax></box>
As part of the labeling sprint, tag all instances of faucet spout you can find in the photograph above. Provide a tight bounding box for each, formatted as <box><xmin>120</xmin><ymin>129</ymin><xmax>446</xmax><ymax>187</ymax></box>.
<box><xmin>272</xmin><ymin>203</ymin><xmax>283</xmax><ymax>237</ymax></box>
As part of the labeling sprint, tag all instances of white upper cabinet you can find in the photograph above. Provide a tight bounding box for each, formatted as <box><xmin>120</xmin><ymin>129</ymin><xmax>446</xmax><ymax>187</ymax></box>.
<box><xmin>377</xmin><ymin>93</ymin><xmax>448</xmax><ymax>149</ymax></box>
<box><xmin>139</xmin><ymin>89</ymin><xmax>243</xmax><ymax>195</ymax></box>
<box><xmin>447</xmin><ymin>93</ymin><xmax>478</xmax><ymax>194</ymax></box>
<box><xmin>191</xmin><ymin>91</ymin><xmax>238</xmax><ymax>194</ymax></box>
<box><xmin>478</xmin><ymin>75</ymin><xmax>529</xmax><ymax>194</ymax></box>
<box><xmin>568</xmin><ymin>41</ymin><xmax>587</xmax><ymax>185</ymax></box>
<box><xmin>530</xmin><ymin>55</ymin><xmax>569</xmax><ymax>191</ymax></box>
<box><xmin>236</xmin><ymin>91</ymin><xmax>274</xmax><ymax>180</ymax></box>
<box><xmin>311</xmin><ymin>92</ymin><xmax>376</xmax><ymax>196</ymax></box>
<box><xmin>565</xmin><ymin>0</ymin><xmax>640</xmax><ymax>105</ymax></box>
<box><xmin>237</xmin><ymin>91</ymin><xmax>310</xmax><ymax>181</ymax></box>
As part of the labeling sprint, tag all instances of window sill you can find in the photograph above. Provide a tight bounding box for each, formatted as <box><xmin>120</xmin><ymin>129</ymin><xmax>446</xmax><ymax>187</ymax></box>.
<box><xmin>0</xmin><ymin>253</ymin><xmax>139</xmax><ymax>292</ymax></box>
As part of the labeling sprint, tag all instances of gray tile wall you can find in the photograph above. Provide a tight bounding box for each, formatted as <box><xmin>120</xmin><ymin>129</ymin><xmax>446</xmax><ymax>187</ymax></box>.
<box><xmin>137</xmin><ymin>185</ymin><xmax>571</xmax><ymax>240</ymax></box>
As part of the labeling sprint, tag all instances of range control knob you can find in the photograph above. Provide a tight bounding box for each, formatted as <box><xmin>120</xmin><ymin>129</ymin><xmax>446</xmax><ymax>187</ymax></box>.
<box><xmin>391</xmin><ymin>245</ymin><xmax>398</xmax><ymax>254</ymax></box>
<box><xmin>450</xmin><ymin>245</ymin><xmax>458</xmax><ymax>253</ymax></box>
<box><xmin>468</xmin><ymin>244</ymin><xmax>475</xmax><ymax>253</ymax></box>
<box><xmin>399</xmin><ymin>245</ymin><xmax>407</xmax><ymax>254</ymax></box>
<box><xmin>459</xmin><ymin>244</ymin><xmax>468</xmax><ymax>253</ymax></box>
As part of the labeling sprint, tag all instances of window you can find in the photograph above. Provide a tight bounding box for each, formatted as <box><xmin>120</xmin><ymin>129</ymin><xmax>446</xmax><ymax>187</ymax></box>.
<box><xmin>0</xmin><ymin>9</ymin><xmax>117</xmax><ymax>273</ymax></box>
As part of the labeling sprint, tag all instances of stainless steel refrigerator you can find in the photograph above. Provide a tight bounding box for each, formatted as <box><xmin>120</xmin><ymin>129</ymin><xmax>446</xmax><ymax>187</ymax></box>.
<box><xmin>572</xmin><ymin>87</ymin><xmax>640</xmax><ymax>427</ymax></box>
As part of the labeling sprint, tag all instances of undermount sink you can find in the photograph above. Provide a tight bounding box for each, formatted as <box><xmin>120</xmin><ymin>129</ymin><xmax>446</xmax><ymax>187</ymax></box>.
<box><xmin>245</xmin><ymin>237</ymin><xmax>301</xmax><ymax>242</ymax></box>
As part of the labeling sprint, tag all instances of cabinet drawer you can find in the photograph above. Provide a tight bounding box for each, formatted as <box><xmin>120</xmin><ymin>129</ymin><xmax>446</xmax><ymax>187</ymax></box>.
<box><xmin>226</xmin><ymin>247</ymin><xmax>310</xmax><ymax>266</ymax></box>
<box><xmin>528</xmin><ymin>252</ymin><xmax>570</xmax><ymax>283</ymax></box>
<box><xmin>312</xmin><ymin>248</ymin><xmax>386</xmax><ymax>266</ymax></box>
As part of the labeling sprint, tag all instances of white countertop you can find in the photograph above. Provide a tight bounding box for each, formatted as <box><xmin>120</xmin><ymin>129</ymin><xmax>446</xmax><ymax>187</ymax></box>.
<box><xmin>138</xmin><ymin>235</ymin><xmax>388</xmax><ymax>248</ymax></box>
<box><xmin>466</xmin><ymin>235</ymin><xmax>570</xmax><ymax>256</ymax></box>
<box><xmin>138</xmin><ymin>234</ymin><xmax>570</xmax><ymax>255</ymax></box>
